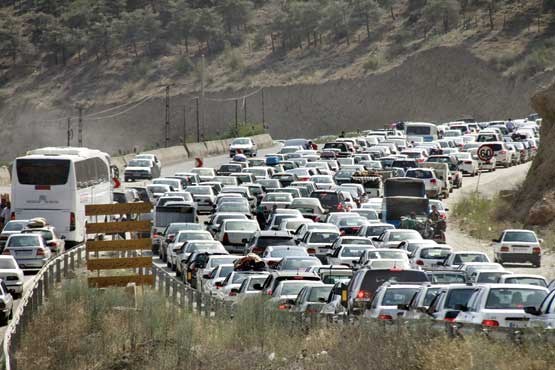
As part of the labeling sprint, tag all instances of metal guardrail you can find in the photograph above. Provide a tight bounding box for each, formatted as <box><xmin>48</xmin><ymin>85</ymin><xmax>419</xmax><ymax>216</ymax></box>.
<box><xmin>2</xmin><ymin>244</ymin><xmax>86</xmax><ymax>370</ymax></box>
<box><xmin>151</xmin><ymin>265</ymin><xmax>233</xmax><ymax>319</ymax></box>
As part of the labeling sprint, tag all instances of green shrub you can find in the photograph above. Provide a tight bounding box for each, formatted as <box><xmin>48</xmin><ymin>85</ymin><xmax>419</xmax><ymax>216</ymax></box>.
<box><xmin>363</xmin><ymin>54</ymin><xmax>382</xmax><ymax>72</ymax></box>
<box><xmin>223</xmin><ymin>43</ymin><xmax>245</xmax><ymax>72</ymax></box>
<box><xmin>174</xmin><ymin>55</ymin><xmax>194</xmax><ymax>75</ymax></box>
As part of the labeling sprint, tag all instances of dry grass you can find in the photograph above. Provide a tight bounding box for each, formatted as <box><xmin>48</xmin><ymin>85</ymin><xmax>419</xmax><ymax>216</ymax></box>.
<box><xmin>14</xmin><ymin>277</ymin><xmax>555</xmax><ymax>370</ymax></box>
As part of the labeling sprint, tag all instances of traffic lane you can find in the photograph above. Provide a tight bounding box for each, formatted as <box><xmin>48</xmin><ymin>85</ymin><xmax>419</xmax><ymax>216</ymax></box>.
<box><xmin>443</xmin><ymin>161</ymin><xmax>555</xmax><ymax>278</ymax></box>
<box><xmin>161</xmin><ymin>145</ymin><xmax>282</xmax><ymax>176</ymax></box>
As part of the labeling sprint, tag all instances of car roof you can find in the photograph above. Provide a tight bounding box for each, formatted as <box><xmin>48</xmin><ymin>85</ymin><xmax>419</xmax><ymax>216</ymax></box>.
<box><xmin>257</xmin><ymin>230</ymin><xmax>292</xmax><ymax>237</ymax></box>
<box><xmin>479</xmin><ymin>283</ymin><xmax>548</xmax><ymax>291</ymax></box>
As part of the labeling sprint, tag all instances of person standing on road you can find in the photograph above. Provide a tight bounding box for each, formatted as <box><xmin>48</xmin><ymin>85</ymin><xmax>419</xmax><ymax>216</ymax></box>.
<box><xmin>506</xmin><ymin>118</ymin><xmax>515</xmax><ymax>133</ymax></box>
<box><xmin>429</xmin><ymin>205</ymin><xmax>441</xmax><ymax>223</ymax></box>
<box><xmin>0</xmin><ymin>202</ymin><xmax>10</xmax><ymax>228</ymax></box>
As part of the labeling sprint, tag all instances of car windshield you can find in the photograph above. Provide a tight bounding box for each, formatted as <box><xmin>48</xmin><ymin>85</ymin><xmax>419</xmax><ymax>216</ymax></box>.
<box><xmin>208</xmin><ymin>257</ymin><xmax>237</xmax><ymax>268</ymax></box>
<box><xmin>365</xmin><ymin>226</ymin><xmax>392</xmax><ymax>237</ymax></box>
<box><xmin>342</xmin><ymin>238</ymin><xmax>372</xmax><ymax>246</ymax></box>
<box><xmin>231</xmin><ymin>273</ymin><xmax>251</xmax><ymax>284</ymax></box>
<box><xmin>3</xmin><ymin>222</ymin><xmax>27</xmax><ymax>232</ymax></box>
<box><xmin>220</xmin><ymin>204</ymin><xmax>249</xmax><ymax>213</ymax></box>
<box><xmin>178</xmin><ymin>233</ymin><xmax>211</xmax><ymax>242</ymax></box>
<box><xmin>128</xmin><ymin>160</ymin><xmax>151</xmax><ymax>167</ymax></box>
<box><xmin>485</xmin><ymin>288</ymin><xmax>546</xmax><ymax>309</ymax></box>
<box><xmin>312</xmin><ymin>177</ymin><xmax>332</xmax><ymax>183</ymax></box>
<box><xmin>247</xmin><ymin>277</ymin><xmax>267</xmax><ymax>291</ymax></box>
<box><xmin>282</xmin><ymin>258</ymin><xmax>321</xmax><ymax>270</ymax></box>
<box><xmin>423</xmin><ymin>288</ymin><xmax>441</xmax><ymax>306</ymax></box>
<box><xmin>390</xmin><ymin>231</ymin><xmax>421</xmax><ymax>241</ymax></box>
<box><xmin>503</xmin><ymin>231</ymin><xmax>537</xmax><ymax>243</ymax></box>
<box><xmin>264</xmin><ymin>194</ymin><xmax>292</xmax><ymax>202</ymax></box>
<box><xmin>341</xmin><ymin>247</ymin><xmax>369</xmax><ymax>257</ymax></box>
<box><xmin>216</xmin><ymin>266</ymin><xmax>234</xmax><ymax>278</ymax></box>
<box><xmin>215</xmin><ymin>214</ymin><xmax>246</xmax><ymax>224</ymax></box>
<box><xmin>22</xmin><ymin>229</ymin><xmax>53</xmax><ymax>241</ymax></box>
<box><xmin>309</xmin><ymin>232</ymin><xmax>339</xmax><ymax>243</ymax></box>
<box><xmin>307</xmin><ymin>286</ymin><xmax>333</xmax><ymax>302</ymax></box>
<box><xmin>476</xmin><ymin>272</ymin><xmax>506</xmax><ymax>283</ymax></box>
<box><xmin>270</xmin><ymin>248</ymin><xmax>307</xmax><ymax>258</ymax></box>
<box><xmin>225</xmin><ymin>221</ymin><xmax>258</xmax><ymax>232</ymax></box>
<box><xmin>186</xmin><ymin>187</ymin><xmax>211</xmax><ymax>195</ymax></box>
<box><xmin>0</xmin><ymin>259</ymin><xmax>17</xmax><ymax>269</ymax></box>
<box><xmin>504</xmin><ymin>277</ymin><xmax>547</xmax><ymax>287</ymax></box>
<box><xmin>8</xmin><ymin>235</ymin><xmax>40</xmax><ymax>247</ymax></box>
<box><xmin>280</xmin><ymin>283</ymin><xmax>314</xmax><ymax>296</ymax></box>
<box><xmin>339</xmin><ymin>218</ymin><xmax>367</xmax><ymax>227</ymax></box>
<box><xmin>148</xmin><ymin>186</ymin><xmax>168</xmax><ymax>193</ymax></box>
<box><xmin>453</xmin><ymin>254</ymin><xmax>488</xmax><ymax>264</ymax></box>
<box><xmin>382</xmin><ymin>288</ymin><xmax>421</xmax><ymax>306</ymax></box>
<box><xmin>444</xmin><ymin>288</ymin><xmax>475</xmax><ymax>309</ymax></box>
<box><xmin>368</xmin><ymin>251</ymin><xmax>405</xmax><ymax>259</ymax></box>
<box><xmin>420</xmin><ymin>248</ymin><xmax>451</xmax><ymax>259</ymax></box>
<box><xmin>353</xmin><ymin>210</ymin><xmax>379</xmax><ymax>220</ymax></box>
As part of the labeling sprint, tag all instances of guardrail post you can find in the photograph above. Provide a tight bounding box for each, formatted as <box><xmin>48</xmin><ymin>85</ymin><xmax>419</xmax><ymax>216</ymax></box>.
<box><xmin>77</xmin><ymin>247</ymin><xmax>83</xmax><ymax>267</ymax></box>
<box><xmin>37</xmin><ymin>279</ymin><xmax>43</xmax><ymax>308</ymax></box>
<box><xmin>172</xmin><ymin>280</ymin><xmax>178</xmax><ymax>304</ymax></box>
<box><xmin>204</xmin><ymin>293</ymin><xmax>211</xmax><ymax>317</ymax></box>
<box><xmin>180</xmin><ymin>285</ymin><xmax>186</xmax><ymax>307</ymax></box>
<box><xmin>56</xmin><ymin>259</ymin><xmax>62</xmax><ymax>283</ymax></box>
<box><xmin>195</xmin><ymin>290</ymin><xmax>202</xmax><ymax>313</ymax></box>
<box><xmin>164</xmin><ymin>275</ymin><xmax>170</xmax><ymax>297</ymax></box>
<box><xmin>70</xmin><ymin>252</ymin><xmax>75</xmax><ymax>271</ymax></box>
<box><xmin>43</xmin><ymin>270</ymin><xmax>49</xmax><ymax>298</ymax></box>
<box><xmin>213</xmin><ymin>298</ymin><xmax>220</xmax><ymax>318</ymax></box>
<box><xmin>63</xmin><ymin>254</ymin><xmax>69</xmax><ymax>277</ymax></box>
<box><xmin>188</xmin><ymin>287</ymin><xmax>194</xmax><ymax>312</ymax></box>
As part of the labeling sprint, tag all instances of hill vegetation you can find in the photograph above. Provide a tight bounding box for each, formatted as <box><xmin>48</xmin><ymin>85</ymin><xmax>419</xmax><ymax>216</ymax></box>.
<box><xmin>1</xmin><ymin>0</ymin><xmax>555</xmax><ymax>105</ymax></box>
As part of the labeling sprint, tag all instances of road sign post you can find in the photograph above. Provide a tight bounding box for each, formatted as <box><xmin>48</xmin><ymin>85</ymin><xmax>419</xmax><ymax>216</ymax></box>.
<box><xmin>476</xmin><ymin>144</ymin><xmax>495</xmax><ymax>192</ymax></box>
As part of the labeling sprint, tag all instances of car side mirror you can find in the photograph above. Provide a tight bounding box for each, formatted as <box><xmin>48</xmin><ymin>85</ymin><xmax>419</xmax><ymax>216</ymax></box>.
<box><xmin>397</xmin><ymin>304</ymin><xmax>410</xmax><ymax>311</ymax></box>
<box><xmin>524</xmin><ymin>306</ymin><xmax>542</xmax><ymax>316</ymax></box>
<box><xmin>242</xmin><ymin>238</ymin><xmax>248</xmax><ymax>244</ymax></box>
<box><xmin>318</xmin><ymin>297</ymin><xmax>327</xmax><ymax>303</ymax></box>
<box><xmin>61</xmin><ymin>235</ymin><xmax>66</xmax><ymax>240</ymax></box>
<box><xmin>454</xmin><ymin>304</ymin><xmax>468</xmax><ymax>312</ymax></box>
<box><xmin>539</xmin><ymin>238</ymin><xmax>544</xmax><ymax>244</ymax></box>
<box><xmin>491</xmin><ymin>239</ymin><xmax>499</xmax><ymax>243</ymax></box>
<box><xmin>436</xmin><ymin>261</ymin><xmax>444</xmax><ymax>266</ymax></box>
<box><xmin>215</xmin><ymin>281</ymin><xmax>224</xmax><ymax>288</ymax></box>
<box><xmin>372</xmin><ymin>237</ymin><xmax>379</xmax><ymax>241</ymax></box>
<box><xmin>231</xmin><ymin>288</ymin><xmax>240</xmax><ymax>294</ymax></box>
<box><xmin>252</xmin><ymin>283</ymin><xmax>263</xmax><ymax>290</ymax></box>
<box><xmin>204</xmin><ymin>221</ymin><xmax>209</xmax><ymax>225</ymax></box>
<box><xmin>286</xmin><ymin>299</ymin><xmax>296</xmax><ymax>306</ymax></box>
<box><xmin>202</xmin><ymin>273</ymin><xmax>212</xmax><ymax>279</ymax></box>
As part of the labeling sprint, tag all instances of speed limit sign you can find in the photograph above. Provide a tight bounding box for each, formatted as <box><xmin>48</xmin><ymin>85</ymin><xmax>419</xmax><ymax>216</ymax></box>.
<box><xmin>477</xmin><ymin>144</ymin><xmax>494</xmax><ymax>162</ymax></box>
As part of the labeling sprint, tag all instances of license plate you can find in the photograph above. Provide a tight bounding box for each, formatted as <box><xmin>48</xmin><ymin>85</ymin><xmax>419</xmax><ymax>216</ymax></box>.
<box><xmin>513</xmin><ymin>247</ymin><xmax>529</xmax><ymax>253</ymax></box>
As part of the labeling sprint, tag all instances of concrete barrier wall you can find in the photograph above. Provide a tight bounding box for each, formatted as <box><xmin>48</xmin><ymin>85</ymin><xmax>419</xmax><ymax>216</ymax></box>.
<box><xmin>0</xmin><ymin>167</ymin><xmax>10</xmax><ymax>186</ymax></box>
<box><xmin>145</xmin><ymin>146</ymin><xmax>189</xmax><ymax>167</ymax></box>
<box><xmin>185</xmin><ymin>142</ymin><xmax>208</xmax><ymax>158</ymax></box>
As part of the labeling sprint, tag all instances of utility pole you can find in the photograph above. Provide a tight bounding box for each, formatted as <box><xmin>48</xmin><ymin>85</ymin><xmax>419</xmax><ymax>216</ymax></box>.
<box><xmin>183</xmin><ymin>103</ymin><xmax>187</xmax><ymax>144</ymax></box>
<box><xmin>67</xmin><ymin>117</ymin><xmax>72</xmax><ymax>146</ymax></box>
<box><xmin>235</xmin><ymin>99</ymin><xmax>238</xmax><ymax>131</ymax></box>
<box><xmin>243</xmin><ymin>97</ymin><xmax>247</xmax><ymax>124</ymax></box>
<box><xmin>261</xmin><ymin>88</ymin><xmax>265</xmax><ymax>129</ymax></box>
<box><xmin>165</xmin><ymin>85</ymin><xmax>170</xmax><ymax>148</ymax></box>
<box><xmin>77</xmin><ymin>106</ymin><xmax>83</xmax><ymax>147</ymax></box>
<box><xmin>195</xmin><ymin>97</ymin><xmax>200</xmax><ymax>142</ymax></box>
<box><xmin>200</xmin><ymin>54</ymin><xmax>205</xmax><ymax>141</ymax></box>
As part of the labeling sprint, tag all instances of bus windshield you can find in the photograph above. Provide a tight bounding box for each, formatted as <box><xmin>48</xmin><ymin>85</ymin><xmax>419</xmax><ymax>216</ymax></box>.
<box><xmin>16</xmin><ymin>159</ymin><xmax>70</xmax><ymax>185</ymax></box>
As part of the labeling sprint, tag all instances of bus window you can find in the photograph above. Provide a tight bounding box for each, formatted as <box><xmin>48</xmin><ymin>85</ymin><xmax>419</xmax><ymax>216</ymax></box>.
<box><xmin>16</xmin><ymin>159</ymin><xmax>70</xmax><ymax>185</ymax></box>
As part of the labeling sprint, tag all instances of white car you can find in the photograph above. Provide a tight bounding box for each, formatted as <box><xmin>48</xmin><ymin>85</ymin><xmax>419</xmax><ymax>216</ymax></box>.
<box><xmin>365</xmin><ymin>284</ymin><xmax>425</xmax><ymax>321</ymax></box>
<box><xmin>309</xmin><ymin>175</ymin><xmax>336</xmax><ymax>190</ymax></box>
<box><xmin>216</xmin><ymin>271</ymin><xmax>269</xmax><ymax>301</ymax></box>
<box><xmin>410</xmin><ymin>245</ymin><xmax>452</xmax><ymax>270</ymax></box>
<box><xmin>232</xmin><ymin>274</ymin><xmax>271</xmax><ymax>304</ymax></box>
<box><xmin>265</xmin><ymin>280</ymin><xmax>324</xmax><ymax>311</ymax></box>
<box><xmin>4</xmin><ymin>234</ymin><xmax>52</xmax><ymax>271</ymax></box>
<box><xmin>455</xmin><ymin>284</ymin><xmax>548</xmax><ymax>334</ymax></box>
<box><xmin>439</xmin><ymin>251</ymin><xmax>490</xmax><ymax>269</ymax></box>
<box><xmin>526</xmin><ymin>289</ymin><xmax>555</xmax><ymax>329</ymax></box>
<box><xmin>355</xmin><ymin>248</ymin><xmax>410</xmax><ymax>268</ymax></box>
<box><xmin>190</xmin><ymin>167</ymin><xmax>216</xmax><ymax>182</ymax></box>
<box><xmin>372</xmin><ymin>229</ymin><xmax>423</xmax><ymax>249</ymax></box>
<box><xmin>185</xmin><ymin>186</ymin><xmax>216</xmax><ymax>214</ymax></box>
<box><xmin>168</xmin><ymin>230</ymin><xmax>214</xmax><ymax>271</ymax></box>
<box><xmin>453</xmin><ymin>152</ymin><xmax>479</xmax><ymax>176</ymax></box>
<box><xmin>326</xmin><ymin>245</ymin><xmax>375</xmax><ymax>267</ymax></box>
<box><xmin>229</xmin><ymin>137</ymin><xmax>257</xmax><ymax>157</ymax></box>
<box><xmin>123</xmin><ymin>158</ymin><xmax>156</xmax><ymax>181</ymax></box>
<box><xmin>204</xmin><ymin>264</ymin><xmax>235</xmax><ymax>294</ymax></box>
<box><xmin>215</xmin><ymin>219</ymin><xmax>260</xmax><ymax>254</ymax></box>
<box><xmin>0</xmin><ymin>256</ymin><xmax>24</xmax><ymax>298</ymax></box>
<box><xmin>297</xmin><ymin>230</ymin><xmax>340</xmax><ymax>256</ymax></box>
<box><xmin>197</xmin><ymin>255</ymin><xmax>238</xmax><ymax>291</ymax></box>
<box><xmin>404</xmin><ymin>168</ymin><xmax>443</xmax><ymax>199</ymax></box>
<box><xmin>152</xmin><ymin>178</ymin><xmax>183</xmax><ymax>192</ymax></box>
<box><xmin>498</xmin><ymin>274</ymin><xmax>548</xmax><ymax>287</ymax></box>
<box><xmin>491</xmin><ymin>229</ymin><xmax>542</xmax><ymax>267</ymax></box>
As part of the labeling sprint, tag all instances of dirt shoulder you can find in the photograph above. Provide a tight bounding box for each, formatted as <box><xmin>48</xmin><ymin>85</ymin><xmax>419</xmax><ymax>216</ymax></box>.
<box><xmin>445</xmin><ymin>162</ymin><xmax>555</xmax><ymax>279</ymax></box>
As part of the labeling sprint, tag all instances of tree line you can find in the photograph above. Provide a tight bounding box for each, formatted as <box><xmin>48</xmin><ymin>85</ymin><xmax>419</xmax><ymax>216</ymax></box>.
<box><xmin>0</xmin><ymin>0</ymin><xmax>552</xmax><ymax>66</ymax></box>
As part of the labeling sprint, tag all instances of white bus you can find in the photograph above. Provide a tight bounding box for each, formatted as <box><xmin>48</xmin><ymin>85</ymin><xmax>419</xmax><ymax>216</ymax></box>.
<box><xmin>11</xmin><ymin>147</ymin><xmax>113</xmax><ymax>247</ymax></box>
<box><xmin>405</xmin><ymin>122</ymin><xmax>439</xmax><ymax>143</ymax></box>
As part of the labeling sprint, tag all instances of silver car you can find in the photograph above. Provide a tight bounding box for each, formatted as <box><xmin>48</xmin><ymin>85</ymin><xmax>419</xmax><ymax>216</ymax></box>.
<box><xmin>4</xmin><ymin>234</ymin><xmax>52</xmax><ymax>270</ymax></box>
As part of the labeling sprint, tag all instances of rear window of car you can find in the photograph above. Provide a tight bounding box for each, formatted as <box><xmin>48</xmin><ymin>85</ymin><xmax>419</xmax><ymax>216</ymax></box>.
<box><xmin>341</xmin><ymin>247</ymin><xmax>368</xmax><ymax>257</ymax></box>
<box><xmin>3</xmin><ymin>222</ymin><xmax>27</xmax><ymax>232</ymax></box>
<box><xmin>361</xmin><ymin>270</ymin><xmax>429</xmax><ymax>293</ymax></box>
<box><xmin>8</xmin><ymin>235</ymin><xmax>41</xmax><ymax>247</ymax></box>
<box><xmin>504</xmin><ymin>277</ymin><xmax>546</xmax><ymax>287</ymax></box>
<box><xmin>382</xmin><ymin>288</ymin><xmax>421</xmax><ymax>306</ymax></box>
<box><xmin>307</xmin><ymin>286</ymin><xmax>333</xmax><ymax>302</ymax></box>
<box><xmin>406</xmin><ymin>170</ymin><xmax>433</xmax><ymax>179</ymax></box>
<box><xmin>364</xmin><ymin>226</ymin><xmax>392</xmax><ymax>237</ymax></box>
<box><xmin>420</xmin><ymin>248</ymin><xmax>451</xmax><ymax>259</ymax></box>
<box><xmin>309</xmin><ymin>232</ymin><xmax>339</xmax><ymax>244</ymax></box>
<box><xmin>445</xmin><ymin>288</ymin><xmax>475</xmax><ymax>309</ymax></box>
<box><xmin>503</xmin><ymin>231</ymin><xmax>537</xmax><ymax>243</ymax></box>
<box><xmin>257</xmin><ymin>236</ymin><xmax>296</xmax><ymax>248</ymax></box>
<box><xmin>485</xmin><ymin>288</ymin><xmax>546</xmax><ymax>309</ymax></box>
<box><xmin>311</xmin><ymin>193</ymin><xmax>339</xmax><ymax>207</ymax></box>
<box><xmin>429</xmin><ymin>273</ymin><xmax>466</xmax><ymax>284</ymax></box>
<box><xmin>453</xmin><ymin>253</ymin><xmax>488</xmax><ymax>264</ymax></box>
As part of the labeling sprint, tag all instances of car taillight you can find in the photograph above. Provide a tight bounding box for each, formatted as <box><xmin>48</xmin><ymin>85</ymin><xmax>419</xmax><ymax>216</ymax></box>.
<box><xmin>229</xmin><ymin>291</ymin><xmax>237</xmax><ymax>296</ymax></box>
<box><xmin>464</xmin><ymin>161</ymin><xmax>472</xmax><ymax>164</ymax></box>
<box><xmin>500</xmin><ymin>150</ymin><xmax>507</xmax><ymax>154</ymax></box>
<box><xmin>278</xmin><ymin>303</ymin><xmax>290</xmax><ymax>310</ymax></box>
<box><xmin>10</xmin><ymin>212</ymin><xmax>15</xmax><ymax>221</ymax></box>
<box><xmin>482</xmin><ymin>319</ymin><xmax>499</xmax><ymax>327</ymax></box>
<box><xmin>340</xmin><ymin>230</ymin><xmax>346</xmax><ymax>236</ymax></box>
<box><xmin>223</xmin><ymin>233</ymin><xmax>229</xmax><ymax>244</ymax></box>
<box><xmin>356</xmin><ymin>290</ymin><xmax>371</xmax><ymax>301</ymax></box>
<box><xmin>267</xmin><ymin>289</ymin><xmax>272</xmax><ymax>296</ymax></box>
<box><xmin>2</xmin><ymin>249</ymin><xmax>10</xmax><ymax>255</ymax></box>
<box><xmin>533</xmin><ymin>247</ymin><xmax>541</xmax><ymax>254</ymax></box>
<box><xmin>500</xmin><ymin>246</ymin><xmax>509</xmax><ymax>252</ymax></box>
<box><xmin>35</xmin><ymin>185</ymin><xmax>51</xmax><ymax>190</ymax></box>
<box><xmin>337</xmin><ymin>203</ymin><xmax>343</xmax><ymax>211</ymax></box>
<box><xmin>416</xmin><ymin>260</ymin><xmax>424</xmax><ymax>266</ymax></box>
<box><xmin>430</xmin><ymin>179</ymin><xmax>437</xmax><ymax>184</ymax></box>
<box><xmin>444</xmin><ymin>317</ymin><xmax>456</xmax><ymax>323</ymax></box>
<box><xmin>70</xmin><ymin>212</ymin><xmax>76</xmax><ymax>231</ymax></box>
<box><xmin>168</xmin><ymin>234</ymin><xmax>175</xmax><ymax>241</ymax></box>
<box><xmin>440</xmin><ymin>213</ymin><xmax>446</xmax><ymax>220</ymax></box>
<box><xmin>378</xmin><ymin>314</ymin><xmax>393</xmax><ymax>321</ymax></box>
<box><xmin>253</xmin><ymin>247</ymin><xmax>263</xmax><ymax>255</ymax></box>
<box><xmin>307</xmin><ymin>248</ymin><xmax>316</xmax><ymax>255</ymax></box>
<box><xmin>36</xmin><ymin>248</ymin><xmax>46</xmax><ymax>256</ymax></box>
